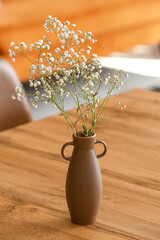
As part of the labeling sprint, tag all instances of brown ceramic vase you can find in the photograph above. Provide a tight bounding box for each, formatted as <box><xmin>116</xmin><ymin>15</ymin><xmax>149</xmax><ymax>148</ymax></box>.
<box><xmin>61</xmin><ymin>132</ymin><xmax>107</xmax><ymax>225</ymax></box>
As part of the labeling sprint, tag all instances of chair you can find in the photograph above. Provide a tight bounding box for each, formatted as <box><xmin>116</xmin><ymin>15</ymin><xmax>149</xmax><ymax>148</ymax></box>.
<box><xmin>0</xmin><ymin>59</ymin><xmax>32</xmax><ymax>131</ymax></box>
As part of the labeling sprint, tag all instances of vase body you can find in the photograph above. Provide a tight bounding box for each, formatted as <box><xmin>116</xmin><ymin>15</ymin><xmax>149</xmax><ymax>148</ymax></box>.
<box><xmin>61</xmin><ymin>133</ymin><xmax>107</xmax><ymax>225</ymax></box>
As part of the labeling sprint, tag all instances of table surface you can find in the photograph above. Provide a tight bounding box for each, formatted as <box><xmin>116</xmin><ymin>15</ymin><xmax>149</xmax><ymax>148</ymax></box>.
<box><xmin>0</xmin><ymin>89</ymin><xmax>160</xmax><ymax>240</ymax></box>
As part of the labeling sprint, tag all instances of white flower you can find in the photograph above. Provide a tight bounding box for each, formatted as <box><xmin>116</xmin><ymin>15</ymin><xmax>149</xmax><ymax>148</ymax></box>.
<box><xmin>92</xmin><ymin>54</ymin><xmax>97</xmax><ymax>58</ymax></box>
<box><xmin>39</xmin><ymin>40</ymin><xmax>43</xmax><ymax>45</ymax></box>
<box><xmin>70</xmin><ymin>48</ymin><xmax>74</xmax><ymax>53</ymax></box>
<box><xmin>29</xmin><ymin>81</ymin><xmax>34</xmax><ymax>87</ymax></box>
<box><xmin>91</xmin><ymin>66</ymin><xmax>95</xmax><ymax>71</ymax></box>
<box><xmin>43</xmin><ymin>23</ymin><xmax>47</xmax><ymax>29</ymax></box>
<box><xmin>34</xmin><ymin>96</ymin><xmax>39</xmax><ymax>101</ymax></box>
<box><xmin>53</xmin><ymin>22</ymin><xmax>56</xmax><ymax>28</ymax></box>
<box><xmin>58</xmin><ymin>23</ymin><xmax>63</xmax><ymax>28</ymax></box>
<box><xmin>90</xmin><ymin>90</ymin><xmax>94</xmax><ymax>94</ymax></box>
<box><xmin>61</xmin><ymin>39</ymin><xmax>65</xmax><ymax>44</ymax></box>
<box><xmin>14</xmin><ymin>46</ymin><xmax>19</xmax><ymax>50</ymax></box>
<box><xmin>65</xmin><ymin>70</ymin><xmax>71</xmax><ymax>76</ymax></box>
<box><xmin>74</xmin><ymin>53</ymin><xmax>78</xmax><ymax>58</ymax></box>
<box><xmin>23</xmin><ymin>45</ymin><xmax>27</xmax><ymax>49</ymax></box>
<box><xmin>36</xmin><ymin>90</ymin><xmax>40</xmax><ymax>95</ymax></box>
<box><xmin>12</xmin><ymin>58</ymin><xmax>15</xmax><ymax>62</ymax></box>
<box><xmin>36</xmin><ymin>42</ymin><xmax>40</xmax><ymax>46</ymax></box>
<box><xmin>64</xmin><ymin>50</ymin><xmax>69</xmax><ymax>56</ymax></box>
<box><xmin>32</xmin><ymin>102</ymin><xmax>38</xmax><ymax>108</ymax></box>
<box><xmin>60</xmin><ymin>88</ymin><xmax>64</xmax><ymax>96</ymax></box>
<box><xmin>20</xmin><ymin>42</ymin><xmax>25</xmax><ymax>46</ymax></box>
<box><xmin>15</xmin><ymin>86</ymin><xmax>20</xmax><ymax>92</ymax></box>
<box><xmin>50</xmin><ymin>57</ymin><xmax>54</xmax><ymax>62</ymax></box>
<box><xmin>66</xmin><ymin>92</ymin><xmax>70</xmax><ymax>97</ymax></box>
<box><xmin>82</xmin><ymin>55</ymin><xmax>87</xmax><ymax>62</ymax></box>
<box><xmin>88</xmin><ymin>81</ymin><xmax>94</xmax><ymax>87</ymax></box>
<box><xmin>10</xmin><ymin>42</ymin><xmax>15</xmax><ymax>47</ymax></box>
<box><xmin>9</xmin><ymin>16</ymin><xmax>127</xmax><ymax>135</ymax></box>
<box><xmin>113</xmin><ymin>74</ymin><xmax>119</xmax><ymax>80</ymax></box>
<box><xmin>46</xmin><ymin>66</ymin><xmax>52</xmax><ymax>74</ymax></box>
<box><xmin>45</xmin><ymin>44</ymin><xmax>50</xmax><ymax>50</ymax></box>
<box><xmin>82</xmin><ymin>86</ymin><xmax>89</xmax><ymax>92</ymax></box>
<box><xmin>11</xmin><ymin>51</ymin><xmax>15</xmax><ymax>56</ymax></box>
<box><xmin>17</xmin><ymin>92</ymin><xmax>21</xmax><ymax>97</ymax></box>
<box><xmin>11</xmin><ymin>95</ymin><xmax>16</xmax><ymax>100</ymax></box>
<box><xmin>59</xmin><ymin>79</ymin><xmax>64</xmax><ymax>85</ymax></box>
<box><xmin>31</xmin><ymin>64</ymin><xmax>37</xmax><ymax>70</ymax></box>
<box><xmin>66</xmin><ymin>21</ymin><xmax>70</xmax><ymax>25</ymax></box>
<box><xmin>55</xmin><ymin>47</ymin><xmax>60</xmax><ymax>53</ymax></box>
<box><xmin>104</xmin><ymin>77</ymin><xmax>108</xmax><ymax>85</ymax></box>
<box><xmin>73</xmin><ymin>34</ymin><xmax>78</xmax><ymax>41</ymax></box>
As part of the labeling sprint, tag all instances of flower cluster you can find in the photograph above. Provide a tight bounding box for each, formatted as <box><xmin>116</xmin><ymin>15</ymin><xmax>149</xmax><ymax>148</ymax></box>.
<box><xmin>10</xmin><ymin>16</ymin><xmax>128</xmax><ymax>136</ymax></box>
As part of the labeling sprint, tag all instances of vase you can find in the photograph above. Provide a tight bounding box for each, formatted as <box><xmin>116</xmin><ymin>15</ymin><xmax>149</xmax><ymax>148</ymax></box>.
<box><xmin>61</xmin><ymin>132</ymin><xmax>107</xmax><ymax>225</ymax></box>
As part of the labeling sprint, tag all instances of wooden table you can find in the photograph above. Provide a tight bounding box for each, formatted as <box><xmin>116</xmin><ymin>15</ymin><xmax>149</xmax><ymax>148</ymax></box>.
<box><xmin>0</xmin><ymin>89</ymin><xmax>160</xmax><ymax>240</ymax></box>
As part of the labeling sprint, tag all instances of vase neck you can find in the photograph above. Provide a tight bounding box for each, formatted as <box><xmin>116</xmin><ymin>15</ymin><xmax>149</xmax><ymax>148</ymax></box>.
<box><xmin>73</xmin><ymin>133</ymin><xmax>96</xmax><ymax>150</ymax></box>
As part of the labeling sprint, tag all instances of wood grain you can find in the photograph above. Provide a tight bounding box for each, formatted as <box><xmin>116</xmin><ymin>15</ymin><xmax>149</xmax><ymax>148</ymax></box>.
<box><xmin>0</xmin><ymin>89</ymin><xmax>160</xmax><ymax>239</ymax></box>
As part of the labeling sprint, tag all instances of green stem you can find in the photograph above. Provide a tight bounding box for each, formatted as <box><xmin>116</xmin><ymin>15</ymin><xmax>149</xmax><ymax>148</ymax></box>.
<box><xmin>72</xmin><ymin>73</ymin><xmax>88</xmax><ymax>135</ymax></box>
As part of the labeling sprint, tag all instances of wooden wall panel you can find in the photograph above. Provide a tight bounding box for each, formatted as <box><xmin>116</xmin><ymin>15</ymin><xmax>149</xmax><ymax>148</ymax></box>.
<box><xmin>0</xmin><ymin>0</ymin><xmax>160</xmax><ymax>82</ymax></box>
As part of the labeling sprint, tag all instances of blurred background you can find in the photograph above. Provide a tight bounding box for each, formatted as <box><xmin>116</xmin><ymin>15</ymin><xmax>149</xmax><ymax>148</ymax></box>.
<box><xmin>0</xmin><ymin>0</ymin><xmax>160</xmax><ymax>121</ymax></box>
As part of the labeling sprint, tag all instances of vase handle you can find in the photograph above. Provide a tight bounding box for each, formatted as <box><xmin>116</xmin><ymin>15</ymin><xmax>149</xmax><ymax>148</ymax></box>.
<box><xmin>95</xmin><ymin>140</ymin><xmax>107</xmax><ymax>158</ymax></box>
<box><xmin>61</xmin><ymin>141</ymin><xmax>74</xmax><ymax>161</ymax></box>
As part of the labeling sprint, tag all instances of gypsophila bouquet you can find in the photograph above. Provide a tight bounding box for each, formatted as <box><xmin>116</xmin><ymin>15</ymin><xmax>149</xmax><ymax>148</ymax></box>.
<box><xmin>9</xmin><ymin>16</ymin><xmax>128</xmax><ymax>136</ymax></box>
